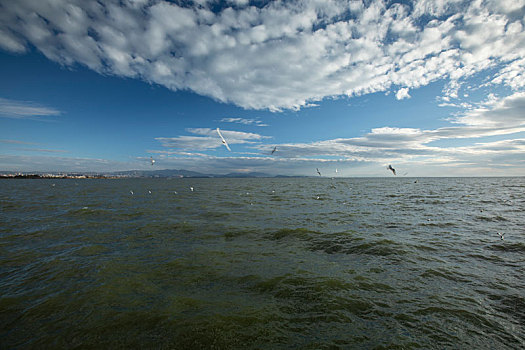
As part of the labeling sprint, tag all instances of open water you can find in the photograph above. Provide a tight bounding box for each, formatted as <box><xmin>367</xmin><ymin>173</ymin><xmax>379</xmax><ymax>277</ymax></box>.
<box><xmin>0</xmin><ymin>177</ymin><xmax>524</xmax><ymax>349</ymax></box>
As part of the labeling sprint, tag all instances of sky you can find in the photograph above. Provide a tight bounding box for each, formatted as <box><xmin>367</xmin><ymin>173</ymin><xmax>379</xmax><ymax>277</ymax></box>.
<box><xmin>0</xmin><ymin>0</ymin><xmax>524</xmax><ymax>177</ymax></box>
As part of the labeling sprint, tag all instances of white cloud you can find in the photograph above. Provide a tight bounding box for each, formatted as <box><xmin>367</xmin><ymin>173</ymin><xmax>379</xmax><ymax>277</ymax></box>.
<box><xmin>491</xmin><ymin>58</ymin><xmax>525</xmax><ymax>90</ymax></box>
<box><xmin>220</xmin><ymin>117</ymin><xmax>268</xmax><ymax>126</ymax></box>
<box><xmin>0</xmin><ymin>98</ymin><xmax>61</xmax><ymax>119</ymax></box>
<box><xmin>155</xmin><ymin>135</ymin><xmax>222</xmax><ymax>151</ymax></box>
<box><xmin>155</xmin><ymin>127</ymin><xmax>269</xmax><ymax>151</ymax></box>
<box><xmin>451</xmin><ymin>91</ymin><xmax>525</xmax><ymax>127</ymax></box>
<box><xmin>1</xmin><ymin>0</ymin><xmax>524</xmax><ymax>110</ymax></box>
<box><xmin>395</xmin><ymin>88</ymin><xmax>411</xmax><ymax>100</ymax></box>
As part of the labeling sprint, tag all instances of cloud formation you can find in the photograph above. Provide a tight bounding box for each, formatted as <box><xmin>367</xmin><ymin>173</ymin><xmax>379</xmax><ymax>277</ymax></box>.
<box><xmin>220</xmin><ymin>117</ymin><xmax>268</xmax><ymax>126</ymax></box>
<box><xmin>0</xmin><ymin>98</ymin><xmax>61</xmax><ymax>119</ymax></box>
<box><xmin>1</xmin><ymin>0</ymin><xmax>524</xmax><ymax>110</ymax></box>
<box><xmin>395</xmin><ymin>88</ymin><xmax>411</xmax><ymax>100</ymax></box>
<box><xmin>155</xmin><ymin>127</ymin><xmax>269</xmax><ymax>151</ymax></box>
<box><xmin>259</xmin><ymin>92</ymin><xmax>525</xmax><ymax>168</ymax></box>
<box><xmin>152</xmin><ymin>92</ymin><xmax>524</xmax><ymax>174</ymax></box>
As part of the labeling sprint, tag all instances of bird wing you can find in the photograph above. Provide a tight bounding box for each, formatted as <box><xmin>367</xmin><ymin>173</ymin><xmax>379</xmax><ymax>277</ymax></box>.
<box><xmin>216</xmin><ymin>128</ymin><xmax>231</xmax><ymax>151</ymax></box>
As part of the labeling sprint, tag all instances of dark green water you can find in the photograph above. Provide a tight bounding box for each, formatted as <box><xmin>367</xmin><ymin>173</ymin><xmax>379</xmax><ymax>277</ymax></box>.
<box><xmin>1</xmin><ymin>177</ymin><xmax>524</xmax><ymax>349</ymax></box>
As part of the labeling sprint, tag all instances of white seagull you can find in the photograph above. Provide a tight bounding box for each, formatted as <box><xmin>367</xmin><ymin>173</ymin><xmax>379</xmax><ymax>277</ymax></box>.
<box><xmin>316</xmin><ymin>168</ymin><xmax>322</xmax><ymax>176</ymax></box>
<box><xmin>216</xmin><ymin>128</ymin><xmax>231</xmax><ymax>151</ymax></box>
<box><xmin>150</xmin><ymin>156</ymin><xmax>155</xmax><ymax>165</ymax></box>
<box><xmin>497</xmin><ymin>232</ymin><xmax>505</xmax><ymax>240</ymax></box>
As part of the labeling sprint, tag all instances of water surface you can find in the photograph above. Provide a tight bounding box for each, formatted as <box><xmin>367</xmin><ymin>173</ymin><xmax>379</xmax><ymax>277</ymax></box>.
<box><xmin>1</xmin><ymin>177</ymin><xmax>524</xmax><ymax>348</ymax></box>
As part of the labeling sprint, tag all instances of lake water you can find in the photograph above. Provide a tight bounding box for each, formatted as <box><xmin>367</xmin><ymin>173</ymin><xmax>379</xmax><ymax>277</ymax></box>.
<box><xmin>1</xmin><ymin>177</ymin><xmax>524</xmax><ymax>349</ymax></box>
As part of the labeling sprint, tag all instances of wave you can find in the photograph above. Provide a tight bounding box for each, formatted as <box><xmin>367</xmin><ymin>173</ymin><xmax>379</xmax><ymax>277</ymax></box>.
<box><xmin>340</xmin><ymin>239</ymin><xmax>407</xmax><ymax>256</ymax></box>
<box><xmin>488</xmin><ymin>242</ymin><xmax>525</xmax><ymax>253</ymax></box>
<box><xmin>269</xmin><ymin>228</ymin><xmax>319</xmax><ymax>241</ymax></box>
<box><xmin>475</xmin><ymin>215</ymin><xmax>508</xmax><ymax>222</ymax></box>
<box><xmin>420</xmin><ymin>268</ymin><xmax>471</xmax><ymax>283</ymax></box>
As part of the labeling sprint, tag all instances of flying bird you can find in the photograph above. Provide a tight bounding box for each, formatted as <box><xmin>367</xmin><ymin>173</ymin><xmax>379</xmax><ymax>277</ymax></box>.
<box><xmin>216</xmin><ymin>128</ymin><xmax>231</xmax><ymax>151</ymax></box>
<box><xmin>497</xmin><ymin>232</ymin><xmax>505</xmax><ymax>240</ymax></box>
<box><xmin>150</xmin><ymin>156</ymin><xmax>155</xmax><ymax>165</ymax></box>
<box><xmin>316</xmin><ymin>168</ymin><xmax>322</xmax><ymax>176</ymax></box>
<box><xmin>271</xmin><ymin>146</ymin><xmax>277</xmax><ymax>155</ymax></box>
<box><xmin>387</xmin><ymin>164</ymin><xmax>396</xmax><ymax>175</ymax></box>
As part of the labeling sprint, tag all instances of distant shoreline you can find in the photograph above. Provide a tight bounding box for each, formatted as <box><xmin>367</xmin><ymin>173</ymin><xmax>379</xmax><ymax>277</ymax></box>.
<box><xmin>0</xmin><ymin>174</ymin><xmax>117</xmax><ymax>179</ymax></box>
<box><xmin>0</xmin><ymin>169</ymin><xmax>305</xmax><ymax>179</ymax></box>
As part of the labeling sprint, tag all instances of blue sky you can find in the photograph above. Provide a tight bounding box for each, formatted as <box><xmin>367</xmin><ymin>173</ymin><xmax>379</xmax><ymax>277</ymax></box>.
<box><xmin>0</xmin><ymin>0</ymin><xmax>524</xmax><ymax>176</ymax></box>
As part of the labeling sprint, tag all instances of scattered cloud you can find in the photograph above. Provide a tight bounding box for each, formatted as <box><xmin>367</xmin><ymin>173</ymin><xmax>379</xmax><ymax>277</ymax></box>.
<box><xmin>0</xmin><ymin>97</ymin><xmax>61</xmax><ymax>119</ymax></box>
<box><xmin>151</xmin><ymin>91</ymin><xmax>525</xmax><ymax>174</ymax></box>
<box><xmin>395</xmin><ymin>88</ymin><xmax>411</xmax><ymax>100</ymax></box>
<box><xmin>220</xmin><ymin>117</ymin><xmax>268</xmax><ymax>126</ymax></box>
<box><xmin>1</xmin><ymin>0</ymin><xmax>524</xmax><ymax>110</ymax></box>
<box><xmin>451</xmin><ymin>91</ymin><xmax>525</xmax><ymax>128</ymax></box>
<box><xmin>155</xmin><ymin>127</ymin><xmax>270</xmax><ymax>151</ymax></box>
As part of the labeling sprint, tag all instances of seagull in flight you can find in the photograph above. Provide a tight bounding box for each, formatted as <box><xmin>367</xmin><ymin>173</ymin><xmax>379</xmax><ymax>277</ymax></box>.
<box><xmin>150</xmin><ymin>156</ymin><xmax>155</xmax><ymax>166</ymax></box>
<box><xmin>316</xmin><ymin>168</ymin><xmax>322</xmax><ymax>176</ymax></box>
<box><xmin>216</xmin><ymin>128</ymin><xmax>231</xmax><ymax>151</ymax></box>
<box><xmin>387</xmin><ymin>164</ymin><xmax>396</xmax><ymax>175</ymax></box>
<box><xmin>497</xmin><ymin>232</ymin><xmax>505</xmax><ymax>240</ymax></box>
<box><xmin>271</xmin><ymin>146</ymin><xmax>277</xmax><ymax>155</ymax></box>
